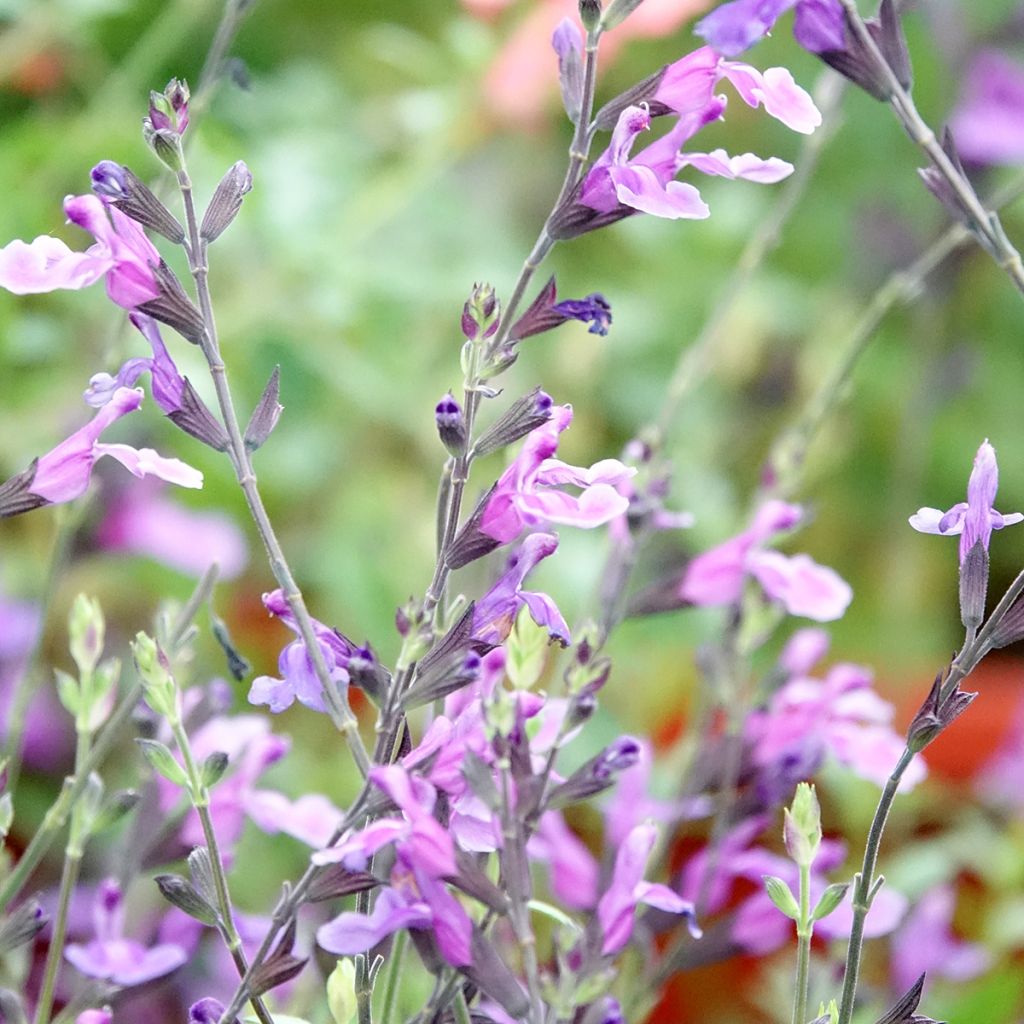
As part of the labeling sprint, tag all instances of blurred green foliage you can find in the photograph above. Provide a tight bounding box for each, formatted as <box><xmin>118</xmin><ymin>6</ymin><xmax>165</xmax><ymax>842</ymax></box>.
<box><xmin>3</xmin><ymin>0</ymin><xmax>1024</xmax><ymax>1021</ymax></box>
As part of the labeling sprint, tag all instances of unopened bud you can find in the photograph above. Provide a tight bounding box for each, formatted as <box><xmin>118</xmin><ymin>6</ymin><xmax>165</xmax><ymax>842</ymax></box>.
<box><xmin>579</xmin><ymin>0</ymin><xmax>602</xmax><ymax>32</ymax></box>
<box><xmin>327</xmin><ymin>959</ymin><xmax>358</xmax><ymax>1024</ymax></box>
<box><xmin>201</xmin><ymin>161</ymin><xmax>253</xmax><ymax>242</ymax></box>
<box><xmin>472</xmin><ymin>387</ymin><xmax>553</xmax><ymax>458</ymax></box>
<box><xmin>69</xmin><ymin>593</ymin><xmax>105</xmax><ymax>676</ymax></box>
<box><xmin>149</xmin><ymin>78</ymin><xmax>190</xmax><ymax>135</ymax></box>
<box><xmin>90</xmin><ymin>161</ymin><xmax>185</xmax><ymax>243</ymax></box>
<box><xmin>131</xmin><ymin>632</ymin><xmax>180</xmax><ymax>723</ymax></box>
<box><xmin>461</xmin><ymin>283</ymin><xmax>500</xmax><ymax>343</ymax></box>
<box><xmin>435</xmin><ymin>393</ymin><xmax>467</xmax><ymax>456</ymax></box>
<box><xmin>783</xmin><ymin>782</ymin><xmax>821</xmax><ymax>867</ymax></box>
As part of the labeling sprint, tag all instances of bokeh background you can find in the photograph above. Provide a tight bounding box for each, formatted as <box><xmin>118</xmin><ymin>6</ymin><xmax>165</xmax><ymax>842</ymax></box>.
<box><xmin>2</xmin><ymin>0</ymin><xmax>1024</xmax><ymax>1020</ymax></box>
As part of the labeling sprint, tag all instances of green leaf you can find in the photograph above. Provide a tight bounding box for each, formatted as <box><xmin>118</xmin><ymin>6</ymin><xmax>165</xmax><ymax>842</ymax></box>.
<box><xmin>763</xmin><ymin>874</ymin><xmax>800</xmax><ymax>920</ymax></box>
<box><xmin>811</xmin><ymin>882</ymin><xmax>850</xmax><ymax>922</ymax></box>
<box><xmin>136</xmin><ymin>738</ymin><xmax>188</xmax><ymax>787</ymax></box>
<box><xmin>54</xmin><ymin>668</ymin><xmax>80</xmax><ymax>718</ymax></box>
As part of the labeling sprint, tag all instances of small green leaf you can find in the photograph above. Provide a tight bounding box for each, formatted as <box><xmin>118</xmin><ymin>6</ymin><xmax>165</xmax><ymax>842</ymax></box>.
<box><xmin>136</xmin><ymin>738</ymin><xmax>188</xmax><ymax>787</ymax></box>
<box><xmin>763</xmin><ymin>874</ymin><xmax>800</xmax><ymax>920</ymax></box>
<box><xmin>327</xmin><ymin>958</ymin><xmax>357</xmax><ymax>1024</ymax></box>
<box><xmin>811</xmin><ymin>882</ymin><xmax>850</xmax><ymax>922</ymax></box>
<box><xmin>0</xmin><ymin>792</ymin><xmax>12</xmax><ymax>840</ymax></box>
<box><xmin>54</xmin><ymin>669</ymin><xmax>80</xmax><ymax>718</ymax></box>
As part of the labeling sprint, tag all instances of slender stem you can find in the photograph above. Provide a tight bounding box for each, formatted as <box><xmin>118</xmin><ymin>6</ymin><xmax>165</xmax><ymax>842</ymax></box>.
<box><xmin>498</xmin><ymin>759</ymin><xmax>543</xmax><ymax>1024</ymax></box>
<box><xmin>174</xmin><ymin>162</ymin><xmax>370</xmax><ymax>777</ymax></box>
<box><xmin>792</xmin><ymin>863</ymin><xmax>811</xmax><ymax>1024</ymax></box>
<box><xmin>765</xmin><ymin>167</ymin><xmax>1024</xmax><ymax>499</ymax></box>
<box><xmin>378</xmin><ymin>930</ymin><xmax>408</xmax><ymax>1024</ymax></box>
<box><xmin>835</xmin><ymin>747</ymin><xmax>913</xmax><ymax>1024</ymax></box>
<box><xmin>452</xmin><ymin>987</ymin><xmax>472</xmax><ymax>1024</ymax></box>
<box><xmin>32</xmin><ymin>727</ymin><xmax>92</xmax><ymax>1024</ymax></box>
<box><xmin>171</xmin><ymin>717</ymin><xmax>275</xmax><ymax>1024</ymax></box>
<box><xmin>837</xmin><ymin>0</ymin><xmax>1024</xmax><ymax>294</ymax></box>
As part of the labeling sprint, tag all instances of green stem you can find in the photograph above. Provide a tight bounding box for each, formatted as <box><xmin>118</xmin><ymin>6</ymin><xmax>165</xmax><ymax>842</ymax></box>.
<box><xmin>174</xmin><ymin>161</ymin><xmax>370</xmax><ymax>777</ymax></box>
<box><xmin>378</xmin><ymin>929</ymin><xmax>408</xmax><ymax>1024</ymax></box>
<box><xmin>835</xmin><ymin>747</ymin><xmax>913</xmax><ymax>1024</ymax></box>
<box><xmin>837</xmin><ymin>0</ymin><xmax>1024</xmax><ymax>295</ymax></box>
<box><xmin>792</xmin><ymin>863</ymin><xmax>811</xmax><ymax>1024</ymax></box>
<box><xmin>170</xmin><ymin>716</ymin><xmax>275</xmax><ymax>1024</ymax></box>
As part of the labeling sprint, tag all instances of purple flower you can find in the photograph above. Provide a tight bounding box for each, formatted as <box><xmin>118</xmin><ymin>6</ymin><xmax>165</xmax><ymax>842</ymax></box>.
<box><xmin>65</xmin><ymin>878</ymin><xmax>187</xmax><ymax>987</ymax></box>
<box><xmin>84</xmin><ymin>314</ymin><xmax>185</xmax><ymax>414</ymax></box>
<box><xmin>248</xmin><ymin>589</ymin><xmax>356</xmax><ymax>713</ymax></box>
<box><xmin>680</xmin><ymin>500</ymin><xmax>852</xmax><ymax>622</ymax></box>
<box><xmin>696</xmin><ymin>0</ymin><xmax>848</xmax><ymax>58</ymax></box>
<box><xmin>890</xmin><ymin>884</ymin><xmax>991</xmax><ymax>994</ymax></box>
<box><xmin>528</xmin><ymin>811</ymin><xmax>600</xmax><ymax>910</ymax></box>
<box><xmin>1</xmin><ymin>387</ymin><xmax>202</xmax><ymax>515</ymax></box>
<box><xmin>949</xmin><ymin>50</ymin><xmax>1024</xmax><ymax>166</ymax></box>
<box><xmin>96</xmin><ymin>482</ymin><xmax>248</xmax><ymax>580</ymax></box>
<box><xmin>0</xmin><ymin>194</ymin><xmax>159</xmax><ymax>308</ymax></box>
<box><xmin>480</xmin><ymin>405</ymin><xmax>634</xmax><ymax>543</ymax></box>
<box><xmin>778</xmin><ymin>627</ymin><xmax>830</xmax><ymax>675</ymax></box>
<box><xmin>472</xmin><ymin>533</ymin><xmax>571</xmax><ymax>645</ymax></box>
<box><xmin>509</xmin><ymin>277</ymin><xmax>613</xmax><ymax>340</ymax></box>
<box><xmin>244</xmin><ymin>790</ymin><xmax>344</xmax><ymax>848</ymax></box>
<box><xmin>597</xmin><ymin>822</ymin><xmax>700</xmax><ymax>955</ymax></box>
<box><xmin>746</xmin><ymin>661</ymin><xmax>927</xmax><ymax>791</ymax></box>
<box><xmin>189</xmin><ymin>1000</ymin><xmax>236</xmax><ymax>1024</ymax></box>
<box><xmin>76</xmin><ymin>1012</ymin><xmax>112</xmax><ymax>1024</ymax></box>
<box><xmin>909</xmin><ymin>440</ymin><xmax>1023</xmax><ymax>563</ymax></box>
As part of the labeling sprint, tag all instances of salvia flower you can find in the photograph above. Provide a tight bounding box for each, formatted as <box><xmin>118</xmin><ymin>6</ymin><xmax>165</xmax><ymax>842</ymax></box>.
<box><xmin>249</xmin><ymin>589</ymin><xmax>356</xmax><ymax>713</ymax></box>
<box><xmin>480</xmin><ymin>405</ymin><xmax>634</xmax><ymax>543</ymax></box>
<box><xmin>65</xmin><ymin>878</ymin><xmax>187</xmax><ymax>986</ymax></box>
<box><xmin>909</xmin><ymin>440</ymin><xmax>1023</xmax><ymax>564</ymax></box>
<box><xmin>596</xmin><ymin>821</ymin><xmax>700</xmax><ymax>955</ymax></box>
<box><xmin>0</xmin><ymin>194</ymin><xmax>159</xmax><ymax>308</ymax></box>
<box><xmin>680</xmin><ymin>500</ymin><xmax>852</xmax><ymax>622</ymax></box>
<box><xmin>472</xmin><ymin>532</ymin><xmax>571</xmax><ymax>645</ymax></box>
<box><xmin>0</xmin><ymin>387</ymin><xmax>202</xmax><ymax>518</ymax></box>
<box><xmin>509</xmin><ymin>276</ymin><xmax>612</xmax><ymax>340</ymax></box>
<box><xmin>949</xmin><ymin>50</ymin><xmax>1024</xmax><ymax>166</ymax></box>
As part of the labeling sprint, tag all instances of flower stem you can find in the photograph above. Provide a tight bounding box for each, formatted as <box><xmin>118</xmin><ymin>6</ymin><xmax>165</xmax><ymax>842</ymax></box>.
<box><xmin>379</xmin><ymin>929</ymin><xmax>408</xmax><ymax>1024</ymax></box>
<box><xmin>838</xmin><ymin>0</ymin><xmax>1024</xmax><ymax>295</ymax></box>
<box><xmin>792</xmin><ymin>863</ymin><xmax>812</xmax><ymax>1024</ymax></box>
<box><xmin>171</xmin><ymin>717</ymin><xmax>275</xmax><ymax>1024</ymax></box>
<box><xmin>174</xmin><ymin>162</ymin><xmax>370</xmax><ymax>778</ymax></box>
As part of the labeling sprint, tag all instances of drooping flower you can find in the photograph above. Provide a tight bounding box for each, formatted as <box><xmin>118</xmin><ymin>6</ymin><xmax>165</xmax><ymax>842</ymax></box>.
<box><xmin>890</xmin><ymin>884</ymin><xmax>991</xmax><ymax>995</ymax></box>
<box><xmin>597</xmin><ymin>822</ymin><xmax>700</xmax><ymax>955</ymax></box>
<box><xmin>949</xmin><ymin>50</ymin><xmax>1024</xmax><ymax>166</ymax></box>
<box><xmin>248</xmin><ymin>589</ymin><xmax>356</xmax><ymax>713</ymax></box>
<box><xmin>680</xmin><ymin>500</ymin><xmax>852</xmax><ymax>622</ymax></box>
<box><xmin>65</xmin><ymin>878</ymin><xmax>187</xmax><ymax>987</ymax></box>
<box><xmin>0</xmin><ymin>387</ymin><xmax>202</xmax><ymax>518</ymax></box>
<box><xmin>480</xmin><ymin>405</ymin><xmax>634</xmax><ymax>543</ymax></box>
<box><xmin>472</xmin><ymin>532</ymin><xmax>571</xmax><ymax>645</ymax></box>
<box><xmin>0</xmin><ymin>194</ymin><xmax>159</xmax><ymax>308</ymax></box>
<box><xmin>509</xmin><ymin>276</ymin><xmax>613</xmax><ymax>340</ymax></box>
<box><xmin>909</xmin><ymin>440</ymin><xmax>1023</xmax><ymax>564</ymax></box>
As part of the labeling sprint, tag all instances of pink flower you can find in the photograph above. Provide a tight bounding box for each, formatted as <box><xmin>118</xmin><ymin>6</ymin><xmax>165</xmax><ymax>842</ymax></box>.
<box><xmin>480</xmin><ymin>405</ymin><xmax>634</xmax><ymax>543</ymax></box>
<box><xmin>0</xmin><ymin>194</ymin><xmax>159</xmax><ymax>308</ymax></box>
<box><xmin>680</xmin><ymin>500</ymin><xmax>852</xmax><ymax>622</ymax></box>
<box><xmin>747</xmin><ymin>662</ymin><xmax>927</xmax><ymax>791</ymax></box>
<box><xmin>949</xmin><ymin>50</ymin><xmax>1024</xmax><ymax>167</ymax></box>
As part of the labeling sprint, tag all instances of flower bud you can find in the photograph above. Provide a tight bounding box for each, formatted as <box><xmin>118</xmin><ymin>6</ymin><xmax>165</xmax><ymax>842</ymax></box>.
<box><xmin>461</xmin><ymin>282</ymin><xmax>500</xmax><ymax>343</ymax></box>
<box><xmin>90</xmin><ymin>161</ymin><xmax>185</xmax><ymax>243</ymax></box>
<box><xmin>579</xmin><ymin>0</ymin><xmax>602</xmax><ymax>32</ymax></box>
<box><xmin>201</xmin><ymin>161</ymin><xmax>253</xmax><ymax>243</ymax></box>
<box><xmin>783</xmin><ymin>782</ymin><xmax>822</xmax><ymax>867</ymax></box>
<box><xmin>131</xmin><ymin>632</ymin><xmax>181</xmax><ymax>723</ymax></box>
<box><xmin>327</xmin><ymin>959</ymin><xmax>358</xmax><ymax>1024</ymax></box>
<box><xmin>547</xmin><ymin>736</ymin><xmax>641</xmax><ymax>809</ymax></box>
<box><xmin>0</xmin><ymin>899</ymin><xmax>47</xmax><ymax>956</ymax></box>
<box><xmin>69</xmin><ymin>594</ymin><xmax>105</xmax><ymax>677</ymax></box>
<box><xmin>435</xmin><ymin>393</ymin><xmax>467</xmax><ymax>456</ymax></box>
<box><xmin>148</xmin><ymin>78</ymin><xmax>190</xmax><ymax>135</ymax></box>
<box><xmin>472</xmin><ymin>387</ymin><xmax>553</xmax><ymax>459</ymax></box>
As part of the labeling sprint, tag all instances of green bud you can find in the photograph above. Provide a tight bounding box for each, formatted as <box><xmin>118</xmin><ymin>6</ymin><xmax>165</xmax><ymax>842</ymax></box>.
<box><xmin>69</xmin><ymin>594</ymin><xmax>105</xmax><ymax>676</ymax></box>
<box><xmin>81</xmin><ymin>657</ymin><xmax>121</xmax><ymax>732</ymax></box>
<box><xmin>762</xmin><ymin>874</ymin><xmax>800</xmax><ymax>920</ymax></box>
<box><xmin>811</xmin><ymin>881</ymin><xmax>849</xmax><ymax>922</ymax></box>
<box><xmin>485</xmin><ymin>687</ymin><xmax>517</xmax><ymax>739</ymax></box>
<box><xmin>131</xmin><ymin>633</ymin><xmax>180</xmax><ymax>723</ymax></box>
<box><xmin>579</xmin><ymin>0</ymin><xmax>603</xmax><ymax>32</ymax></box>
<box><xmin>136</xmin><ymin>738</ymin><xmax>188</xmax><ymax>787</ymax></box>
<box><xmin>68</xmin><ymin>772</ymin><xmax>105</xmax><ymax>853</ymax></box>
<box><xmin>327</xmin><ymin>959</ymin><xmax>357</xmax><ymax>1024</ymax></box>
<box><xmin>784</xmin><ymin>782</ymin><xmax>822</xmax><ymax>867</ymax></box>
<box><xmin>92</xmin><ymin>788</ymin><xmax>140</xmax><ymax>833</ymax></box>
<box><xmin>201</xmin><ymin>751</ymin><xmax>230</xmax><ymax>788</ymax></box>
